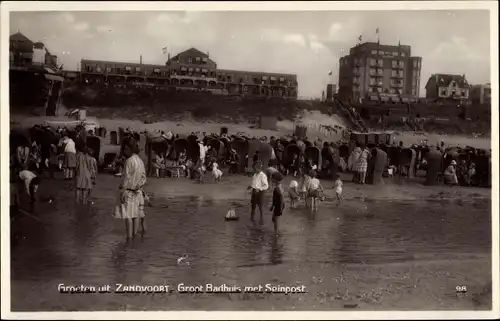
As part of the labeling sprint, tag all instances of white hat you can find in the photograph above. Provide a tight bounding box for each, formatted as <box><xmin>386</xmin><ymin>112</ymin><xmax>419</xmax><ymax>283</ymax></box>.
<box><xmin>451</xmin><ymin>160</ymin><xmax>457</xmax><ymax>165</ymax></box>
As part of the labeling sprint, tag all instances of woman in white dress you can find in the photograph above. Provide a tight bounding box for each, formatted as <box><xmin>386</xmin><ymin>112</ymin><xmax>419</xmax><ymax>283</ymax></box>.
<box><xmin>115</xmin><ymin>138</ymin><xmax>147</xmax><ymax>239</ymax></box>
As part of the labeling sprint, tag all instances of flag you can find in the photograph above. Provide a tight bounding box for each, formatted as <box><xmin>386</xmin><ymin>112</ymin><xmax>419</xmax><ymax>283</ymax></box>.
<box><xmin>328</xmin><ymin>70</ymin><xmax>332</xmax><ymax>76</ymax></box>
<box><xmin>162</xmin><ymin>47</ymin><xmax>167</xmax><ymax>54</ymax></box>
<box><xmin>376</xmin><ymin>28</ymin><xmax>379</xmax><ymax>34</ymax></box>
<box><xmin>358</xmin><ymin>35</ymin><xmax>362</xmax><ymax>42</ymax></box>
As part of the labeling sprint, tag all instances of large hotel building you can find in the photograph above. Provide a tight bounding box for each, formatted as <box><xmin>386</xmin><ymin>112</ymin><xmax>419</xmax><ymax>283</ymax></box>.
<box><xmin>80</xmin><ymin>48</ymin><xmax>298</xmax><ymax>99</ymax></box>
<box><xmin>338</xmin><ymin>42</ymin><xmax>422</xmax><ymax>103</ymax></box>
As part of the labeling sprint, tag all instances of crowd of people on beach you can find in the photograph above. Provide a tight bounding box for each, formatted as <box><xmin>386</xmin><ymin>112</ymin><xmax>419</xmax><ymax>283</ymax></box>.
<box><xmin>9</xmin><ymin>123</ymin><xmax>491</xmax><ymax>239</ymax></box>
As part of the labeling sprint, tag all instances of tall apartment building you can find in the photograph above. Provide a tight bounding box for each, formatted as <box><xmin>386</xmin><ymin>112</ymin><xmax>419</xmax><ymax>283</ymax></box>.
<box><xmin>338</xmin><ymin>42</ymin><xmax>422</xmax><ymax>103</ymax></box>
<box><xmin>80</xmin><ymin>47</ymin><xmax>298</xmax><ymax>99</ymax></box>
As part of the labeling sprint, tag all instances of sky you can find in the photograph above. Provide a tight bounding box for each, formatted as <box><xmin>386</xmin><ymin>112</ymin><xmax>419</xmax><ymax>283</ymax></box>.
<box><xmin>9</xmin><ymin>10</ymin><xmax>491</xmax><ymax>98</ymax></box>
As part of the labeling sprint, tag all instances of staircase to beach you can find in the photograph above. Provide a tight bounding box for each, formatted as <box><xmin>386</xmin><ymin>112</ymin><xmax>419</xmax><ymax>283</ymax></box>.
<box><xmin>334</xmin><ymin>98</ymin><xmax>367</xmax><ymax>132</ymax></box>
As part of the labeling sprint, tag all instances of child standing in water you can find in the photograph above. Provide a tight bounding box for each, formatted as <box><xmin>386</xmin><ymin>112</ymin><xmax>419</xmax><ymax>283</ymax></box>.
<box><xmin>300</xmin><ymin>171</ymin><xmax>311</xmax><ymax>208</ymax></box>
<box><xmin>75</xmin><ymin>145</ymin><xmax>94</xmax><ymax>204</ymax></box>
<box><xmin>270</xmin><ymin>172</ymin><xmax>285</xmax><ymax>236</ymax></box>
<box><xmin>288</xmin><ymin>179</ymin><xmax>300</xmax><ymax>208</ymax></box>
<box><xmin>307</xmin><ymin>171</ymin><xmax>324</xmax><ymax>211</ymax></box>
<box><xmin>88</xmin><ymin>148</ymin><xmax>98</xmax><ymax>202</ymax></box>
<box><xmin>195</xmin><ymin>158</ymin><xmax>205</xmax><ymax>183</ymax></box>
<box><xmin>333</xmin><ymin>173</ymin><xmax>343</xmax><ymax>206</ymax></box>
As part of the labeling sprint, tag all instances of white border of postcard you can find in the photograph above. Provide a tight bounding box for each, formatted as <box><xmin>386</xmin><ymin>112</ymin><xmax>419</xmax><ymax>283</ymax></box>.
<box><xmin>1</xmin><ymin>1</ymin><xmax>498</xmax><ymax>319</ymax></box>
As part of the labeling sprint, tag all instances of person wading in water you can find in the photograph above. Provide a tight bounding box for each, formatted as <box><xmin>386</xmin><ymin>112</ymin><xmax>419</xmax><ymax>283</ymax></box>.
<box><xmin>247</xmin><ymin>160</ymin><xmax>269</xmax><ymax>225</ymax></box>
<box><xmin>114</xmin><ymin>138</ymin><xmax>147</xmax><ymax>240</ymax></box>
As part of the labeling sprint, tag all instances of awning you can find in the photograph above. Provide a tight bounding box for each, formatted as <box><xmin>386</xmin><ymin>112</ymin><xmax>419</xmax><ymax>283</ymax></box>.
<box><xmin>44</xmin><ymin>73</ymin><xmax>65</xmax><ymax>82</ymax></box>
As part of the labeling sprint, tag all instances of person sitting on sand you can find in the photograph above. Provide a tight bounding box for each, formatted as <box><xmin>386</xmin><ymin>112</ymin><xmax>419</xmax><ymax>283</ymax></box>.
<box><xmin>30</xmin><ymin>141</ymin><xmax>42</xmax><ymax>171</ymax></box>
<box><xmin>153</xmin><ymin>152</ymin><xmax>166</xmax><ymax>178</ymax></box>
<box><xmin>178</xmin><ymin>149</ymin><xmax>188</xmax><ymax>176</ymax></box>
<box><xmin>15</xmin><ymin>141</ymin><xmax>30</xmax><ymax>174</ymax></box>
<box><xmin>466</xmin><ymin>162</ymin><xmax>476</xmax><ymax>186</ymax></box>
<box><xmin>444</xmin><ymin>160</ymin><xmax>459</xmax><ymax>186</ymax></box>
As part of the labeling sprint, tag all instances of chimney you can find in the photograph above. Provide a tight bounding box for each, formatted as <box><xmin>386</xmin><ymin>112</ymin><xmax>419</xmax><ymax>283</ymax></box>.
<box><xmin>140</xmin><ymin>54</ymin><xmax>142</xmax><ymax>65</ymax></box>
<box><xmin>207</xmin><ymin>51</ymin><xmax>209</xmax><ymax>58</ymax></box>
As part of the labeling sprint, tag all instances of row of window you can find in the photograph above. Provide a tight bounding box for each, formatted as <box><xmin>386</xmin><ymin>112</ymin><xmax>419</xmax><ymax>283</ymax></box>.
<box><xmin>186</xmin><ymin>56</ymin><xmax>209</xmax><ymax>64</ymax></box>
<box><xmin>178</xmin><ymin>66</ymin><xmax>209</xmax><ymax>73</ymax></box>
<box><xmin>354</xmin><ymin>87</ymin><xmax>419</xmax><ymax>96</ymax></box>
<box><xmin>367</xmin><ymin>87</ymin><xmax>404</xmax><ymax>94</ymax></box>
<box><xmin>412</xmin><ymin>60</ymin><xmax>421</xmax><ymax>68</ymax></box>
<box><xmin>342</xmin><ymin>57</ymin><xmax>409</xmax><ymax>67</ymax></box>
<box><xmin>369</xmin><ymin>68</ymin><xmax>384</xmax><ymax>76</ymax></box>
<box><xmin>440</xmin><ymin>89</ymin><xmax>468</xmax><ymax>97</ymax></box>
<box><xmin>83</xmin><ymin>65</ymin><xmax>294</xmax><ymax>83</ymax></box>
<box><xmin>368</xmin><ymin>78</ymin><xmax>404</xmax><ymax>86</ymax></box>
<box><xmin>370</xmin><ymin>50</ymin><xmax>407</xmax><ymax>57</ymax></box>
<box><xmin>366</xmin><ymin>59</ymin><xmax>405</xmax><ymax>68</ymax></box>
<box><xmin>391</xmin><ymin>70</ymin><xmax>404</xmax><ymax>77</ymax></box>
<box><xmin>353</xmin><ymin>67</ymin><xmax>408</xmax><ymax>77</ymax></box>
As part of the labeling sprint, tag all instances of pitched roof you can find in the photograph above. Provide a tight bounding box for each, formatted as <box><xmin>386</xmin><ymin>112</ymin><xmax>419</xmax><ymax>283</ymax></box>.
<box><xmin>429</xmin><ymin>73</ymin><xmax>469</xmax><ymax>88</ymax></box>
<box><xmin>10</xmin><ymin>32</ymin><xmax>32</xmax><ymax>43</ymax></box>
<box><xmin>170</xmin><ymin>47</ymin><xmax>209</xmax><ymax>61</ymax></box>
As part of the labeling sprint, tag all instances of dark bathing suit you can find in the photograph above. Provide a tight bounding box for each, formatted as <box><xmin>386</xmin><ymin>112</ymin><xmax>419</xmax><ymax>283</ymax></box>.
<box><xmin>272</xmin><ymin>187</ymin><xmax>284</xmax><ymax>217</ymax></box>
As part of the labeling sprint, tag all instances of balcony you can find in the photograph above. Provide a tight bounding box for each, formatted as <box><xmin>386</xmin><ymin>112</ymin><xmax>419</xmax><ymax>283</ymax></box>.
<box><xmin>371</xmin><ymin>82</ymin><xmax>383</xmax><ymax>87</ymax></box>
<box><xmin>173</xmin><ymin>74</ymin><xmax>217</xmax><ymax>82</ymax></box>
<box><xmin>392</xmin><ymin>63</ymin><xmax>404</xmax><ymax>69</ymax></box>
<box><xmin>391</xmin><ymin>82</ymin><xmax>404</xmax><ymax>88</ymax></box>
<box><xmin>391</xmin><ymin>73</ymin><xmax>404</xmax><ymax>79</ymax></box>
